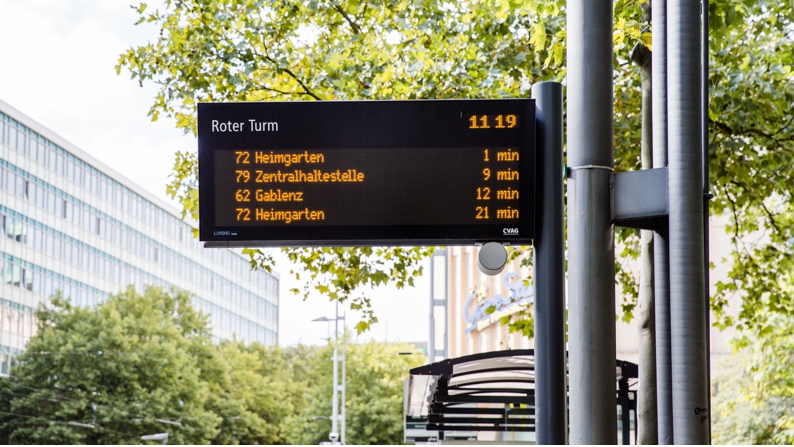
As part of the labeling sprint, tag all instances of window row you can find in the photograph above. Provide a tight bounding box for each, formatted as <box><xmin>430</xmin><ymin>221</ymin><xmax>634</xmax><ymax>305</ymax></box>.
<box><xmin>195</xmin><ymin>297</ymin><xmax>277</xmax><ymax>346</ymax></box>
<box><xmin>1</xmin><ymin>255</ymin><xmax>274</xmax><ymax>345</ymax></box>
<box><xmin>0</xmin><ymin>166</ymin><xmax>278</xmax><ymax>316</ymax></box>
<box><xmin>1</xmin><ymin>115</ymin><xmax>190</xmax><ymax>242</ymax></box>
<box><xmin>2</xmin><ymin>256</ymin><xmax>109</xmax><ymax>307</ymax></box>
<box><xmin>0</xmin><ymin>303</ymin><xmax>37</xmax><ymax>341</ymax></box>
<box><xmin>1</xmin><ymin>114</ymin><xmax>269</xmax><ymax>285</ymax></box>
<box><xmin>0</xmin><ymin>344</ymin><xmax>23</xmax><ymax>376</ymax></box>
<box><xmin>2</xmin><ymin>209</ymin><xmax>278</xmax><ymax>322</ymax></box>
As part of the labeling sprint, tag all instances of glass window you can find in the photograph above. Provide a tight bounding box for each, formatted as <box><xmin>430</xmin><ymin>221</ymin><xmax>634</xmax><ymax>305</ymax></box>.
<box><xmin>53</xmin><ymin>237</ymin><xmax>61</xmax><ymax>259</ymax></box>
<box><xmin>29</xmin><ymin>139</ymin><xmax>38</xmax><ymax>161</ymax></box>
<box><xmin>11</xmin><ymin>264</ymin><xmax>21</xmax><ymax>287</ymax></box>
<box><xmin>24</xmin><ymin>269</ymin><xmax>33</xmax><ymax>291</ymax></box>
<box><xmin>72</xmin><ymin>245</ymin><xmax>80</xmax><ymax>266</ymax></box>
<box><xmin>75</xmin><ymin>164</ymin><xmax>83</xmax><ymax>187</ymax></box>
<box><xmin>64</xmin><ymin>241</ymin><xmax>72</xmax><ymax>264</ymax></box>
<box><xmin>32</xmin><ymin>227</ymin><xmax>42</xmax><ymax>251</ymax></box>
<box><xmin>14</xmin><ymin>175</ymin><xmax>24</xmax><ymax>197</ymax></box>
<box><xmin>45</xmin><ymin>233</ymin><xmax>53</xmax><ymax>255</ymax></box>
<box><xmin>8</xmin><ymin>126</ymin><xmax>17</xmax><ymax>150</ymax></box>
<box><xmin>19</xmin><ymin>132</ymin><xmax>28</xmax><ymax>156</ymax></box>
<box><xmin>55</xmin><ymin>153</ymin><xmax>63</xmax><ymax>176</ymax></box>
<box><xmin>38</xmin><ymin>141</ymin><xmax>47</xmax><ymax>165</ymax></box>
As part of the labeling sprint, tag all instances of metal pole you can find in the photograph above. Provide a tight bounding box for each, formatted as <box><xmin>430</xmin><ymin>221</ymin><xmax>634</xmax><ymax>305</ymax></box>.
<box><xmin>652</xmin><ymin>0</ymin><xmax>673</xmax><ymax>443</ymax></box>
<box><xmin>531</xmin><ymin>81</ymin><xmax>566</xmax><ymax>445</ymax></box>
<box><xmin>443</xmin><ymin>251</ymin><xmax>448</xmax><ymax>361</ymax></box>
<box><xmin>429</xmin><ymin>256</ymin><xmax>436</xmax><ymax>362</ymax></box>
<box><xmin>341</xmin><ymin>313</ymin><xmax>347</xmax><ymax>444</ymax></box>
<box><xmin>332</xmin><ymin>301</ymin><xmax>339</xmax><ymax>440</ymax></box>
<box><xmin>566</xmin><ymin>0</ymin><xmax>617</xmax><ymax>442</ymax></box>
<box><xmin>668</xmin><ymin>0</ymin><xmax>709</xmax><ymax>442</ymax></box>
<box><xmin>702</xmin><ymin>0</ymin><xmax>712</xmax><ymax>441</ymax></box>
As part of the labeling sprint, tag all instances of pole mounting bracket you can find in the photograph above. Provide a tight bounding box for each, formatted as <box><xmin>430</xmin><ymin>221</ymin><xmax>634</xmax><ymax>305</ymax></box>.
<box><xmin>612</xmin><ymin>167</ymin><xmax>669</xmax><ymax>231</ymax></box>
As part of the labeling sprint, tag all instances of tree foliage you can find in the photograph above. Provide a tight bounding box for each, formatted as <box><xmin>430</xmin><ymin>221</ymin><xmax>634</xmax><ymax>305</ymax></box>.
<box><xmin>118</xmin><ymin>0</ymin><xmax>794</xmax><ymax>335</ymax></box>
<box><xmin>0</xmin><ymin>287</ymin><xmax>298</xmax><ymax>445</ymax></box>
<box><xmin>282</xmin><ymin>336</ymin><xmax>425</xmax><ymax>445</ymax></box>
<box><xmin>118</xmin><ymin>0</ymin><xmax>565</xmax><ymax>333</ymax></box>
<box><xmin>0</xmin><ymin>289</ymin><xmax>427</xmax><ymax>444</ymax></box>
<box><xmin>712</xmin><ymin>315</ymin><xmax>794</xmax><ymax>444</ymax></box>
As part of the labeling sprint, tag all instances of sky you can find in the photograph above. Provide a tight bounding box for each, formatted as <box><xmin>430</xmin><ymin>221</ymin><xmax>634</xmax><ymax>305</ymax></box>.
<box><xmin>0</xmin><ymin>0</ymin><xmax>430</xmax><ymax>347</ymax></box>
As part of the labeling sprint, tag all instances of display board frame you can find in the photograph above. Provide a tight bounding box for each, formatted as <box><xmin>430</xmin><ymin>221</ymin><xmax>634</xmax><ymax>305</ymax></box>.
<box><xmin>198</xmin><ymin>99</ymin><xmax>535</xmax><ymax>247</ymax></box>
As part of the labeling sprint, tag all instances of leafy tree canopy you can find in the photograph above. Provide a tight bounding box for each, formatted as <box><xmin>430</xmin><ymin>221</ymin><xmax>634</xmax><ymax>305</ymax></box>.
<box><xmin>711</xmin><ymin>314</ymin><xmax>794</xmax><ymax>444</ymax></box>
<box><xmin>118</xmin><ymin>0</ymin><xmax>794</xmax><ymax>335</ymax></box>
<box><xmin>0</xmin><ymin>287</ymin><xmax>298</xmax><ymax>445</ymax></box>
<box><xmin>282</xmin><ymin>336</ymin><xmax>426</xmax><ymax>445</ymax></box>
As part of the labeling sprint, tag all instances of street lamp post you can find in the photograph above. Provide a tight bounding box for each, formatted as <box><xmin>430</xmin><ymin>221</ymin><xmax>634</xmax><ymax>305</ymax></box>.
<box><xmin>313</xmin><ymin>302</ymin><xmax>346</xmax><ymax>444</ymax></box>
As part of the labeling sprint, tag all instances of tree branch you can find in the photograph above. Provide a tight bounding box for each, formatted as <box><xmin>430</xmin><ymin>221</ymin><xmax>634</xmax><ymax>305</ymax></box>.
<box><xmin>333</xmin><ymin>4</ymin><xmax>361</xmax><ymax>34</ymax></box>
<box><xmin>712</xmin><ymin>119</ymin><xmax>794</xmax><ymax>144</ymax></box>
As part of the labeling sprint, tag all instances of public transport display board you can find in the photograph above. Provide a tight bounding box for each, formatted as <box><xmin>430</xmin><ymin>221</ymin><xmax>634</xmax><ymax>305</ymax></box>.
<box><xmin>198</xmin><ymin>99</ymin><xmax>535</xmax><ymax>247</ymax></box>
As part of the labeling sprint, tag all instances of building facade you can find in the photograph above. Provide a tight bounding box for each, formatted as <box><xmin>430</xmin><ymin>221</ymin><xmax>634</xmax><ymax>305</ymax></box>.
<box><xmin>446</xmin><ymin>246</ymin><xmax>534</xmax><ymax>358</ymax></box>
<box><xmin>439</xmin><ymin>235</ymin><xmax>734</xmax><ymax>363</ymax></box>
<box><xmin>0</xmin><ymin>100</ymin><xmax>279</xmax><ymax>375</ymax></box>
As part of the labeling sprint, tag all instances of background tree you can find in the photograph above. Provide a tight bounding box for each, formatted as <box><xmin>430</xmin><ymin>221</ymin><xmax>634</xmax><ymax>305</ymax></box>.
<box><xmin>118</xmin><ymin>0</ymin><xmax>566</xmax><ymax>332</ymax></box>
<box><xmin>282</xmin><ymin>337</ymin><xmax>425</xmax><ymax>445</ymax></box>
<box><xmin>0</xmin><ymin>287</ymin><xmax>220</xmax><ymax>444</ymax></box>
<box><xmin>118</xmin><ymin>0</ymin><xmax>794</xmax><ymax>379</ymax></box>
<box><xmin>0</xmin><ymin>287</ymin><xmax>301</xmax><ymax>445</ymax></box>
<box><xmin>711</xmin><ymin>314</ymin><xmax>794</xmax><ymax>444</ymax></box>
<box><xmin>206</xmin><ymin>341</ymin><xmax>300</xmax><ymax>444</ymax></box>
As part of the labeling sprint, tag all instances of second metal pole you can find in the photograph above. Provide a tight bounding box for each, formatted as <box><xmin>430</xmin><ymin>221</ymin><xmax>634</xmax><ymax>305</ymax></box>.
<box><xmin>531</xmin><ymin>81</ymin><xmax>566</xmax><ymax>445</ymax></box>
<box><xmin>332</xmin><ymin>301</ymin><xmax>339</xmax><ymax>440</ymax></box>
<box><xmin>341</xmin><ymin>312</ymin><xmax>347</xmax><ymax>444</ymax></box>
<box><xmin>652</xmin><ymin>0</ymin><xmax>674</xmax><ymax>443</ymax></box>
<box><xmin>668</xmin><ymin>0</ymin><xmax>710</xmax><ymax>441</ymax></box>
<box><xmin>566</xmin><ymin>0</ymin><xmax>617</xmax><ymax>442</ymax></box>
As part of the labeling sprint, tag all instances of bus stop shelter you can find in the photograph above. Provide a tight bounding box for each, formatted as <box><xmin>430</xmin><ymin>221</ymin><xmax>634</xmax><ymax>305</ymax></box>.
<box><xmin>405</xmin><ymin>349</ymin><xmax>638</xmax><ymax>444</ymax></box>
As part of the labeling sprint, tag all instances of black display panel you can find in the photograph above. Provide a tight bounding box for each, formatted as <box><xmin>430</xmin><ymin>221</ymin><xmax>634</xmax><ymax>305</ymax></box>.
<box><xmin>198</xmin><ymin>99</ymin><xmax>535</xmax><ymax>246</ymax></box>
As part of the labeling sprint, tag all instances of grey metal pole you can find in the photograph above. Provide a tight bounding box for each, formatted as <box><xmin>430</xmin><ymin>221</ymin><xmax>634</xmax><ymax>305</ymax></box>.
<box><xmin>652</xmin><ymin>0</ymin><xmax>674</xmax><ymax>443</ymax></box>
<box><xmin>566</xmin><ymin>0</ymin><xmax>617</xmax><ymax>442</ymax></box>
<box><xmin>341</xmin><ymin>313</ymin><xmax>347</xmax><ymax>444</ymax></box>
<box><xmin>668</xmin><ymin>0</ymin><xmax>710</xmax><ymax>442</ymax></box>
<box><xmin>429</xmin><ymin>256</ymin><xmax>436</xmax><ymax>362</ymax></box>
<box><xmin>443</xmin><ymin>251</ymin><xmax>448</xmax><ymax>361</ymax></box>
<box><xmin>332</xmin><ymin>301</ymin><xmax>339</xmax><ymax>439</ymax></box>
<box><xmin>702</xmin><ymin>0</ymin><xmax>712</xmax><ymax>441</ymax></box>
<box><xmin>531</xmin><ymin>81</ymin><xmax>566</xmax><ymax>445</ymax></box>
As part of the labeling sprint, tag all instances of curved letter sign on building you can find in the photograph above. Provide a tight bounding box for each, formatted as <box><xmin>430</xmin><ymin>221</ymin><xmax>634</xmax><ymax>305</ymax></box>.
<box><xmin>198</xmin><ymin>99</ymin><xmax>535</xmax><ymax>247</ymax></box>
<box><xmin>463</xmin><ymin>272</ymin><xmax>535</xmax><ymax>333</ymax></box>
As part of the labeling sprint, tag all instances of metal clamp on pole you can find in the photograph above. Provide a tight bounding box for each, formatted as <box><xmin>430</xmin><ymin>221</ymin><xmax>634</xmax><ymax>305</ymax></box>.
<box><xmin>568</xmin><ymin>164</ymin><xmax>615</xmax><ymax>172</ymax></box>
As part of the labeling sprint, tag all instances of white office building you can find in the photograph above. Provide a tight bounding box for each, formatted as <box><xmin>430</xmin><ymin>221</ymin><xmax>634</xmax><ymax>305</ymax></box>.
<box><xmin>0</xmin><ymin>100</ymin><xmax>279</xmax><ymax>375</ymax></box>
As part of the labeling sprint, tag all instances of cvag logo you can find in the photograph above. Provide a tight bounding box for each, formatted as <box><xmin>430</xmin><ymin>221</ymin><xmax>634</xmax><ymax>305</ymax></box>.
<box><xmin>503</xmin><ymin>228</ymin><xmax>519</xmax><ymax>235</ymax></box>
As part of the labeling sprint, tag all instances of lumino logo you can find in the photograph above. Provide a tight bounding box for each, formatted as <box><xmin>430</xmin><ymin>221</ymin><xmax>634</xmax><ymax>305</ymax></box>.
<box><xmin>503</xmin><ymin>228</ymin><xmax>519</xmax><ymax>235</ymax></box>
